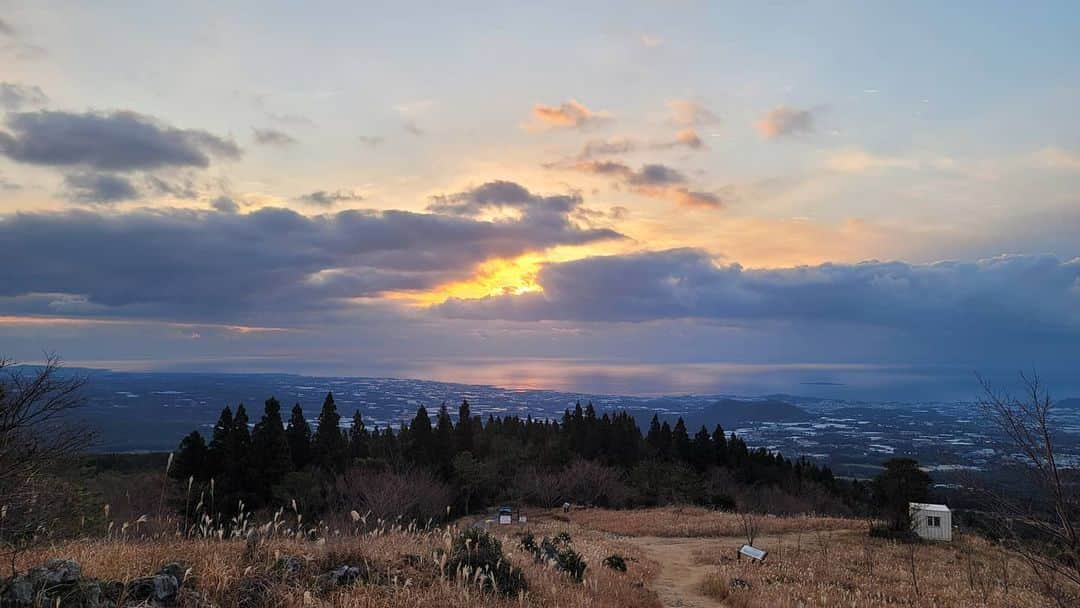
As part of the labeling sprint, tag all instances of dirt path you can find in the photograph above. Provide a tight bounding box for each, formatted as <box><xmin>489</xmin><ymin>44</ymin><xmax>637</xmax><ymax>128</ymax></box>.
<box><xmin>623</xmin><ymin>536</ymin><xmax>732</xmax><ymax>608</ymax></box>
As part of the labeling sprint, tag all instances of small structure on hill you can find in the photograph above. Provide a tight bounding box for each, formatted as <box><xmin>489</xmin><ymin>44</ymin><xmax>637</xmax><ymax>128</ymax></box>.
<box><xmin>909</xmin><ymin>502</ymin><xmax>952</xmax><ymax>541</ymax></box>
<box><xmin>498</xmin><ymin>506</ymin><xmax>513</xmax><ymax>525</ymax></box>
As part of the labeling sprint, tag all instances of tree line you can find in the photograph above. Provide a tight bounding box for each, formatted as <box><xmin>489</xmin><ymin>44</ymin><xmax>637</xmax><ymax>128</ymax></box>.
<box><xmin>169</xmin><ymin>392</ymin><xmax>854</xmax><ymax>518</ymax></box>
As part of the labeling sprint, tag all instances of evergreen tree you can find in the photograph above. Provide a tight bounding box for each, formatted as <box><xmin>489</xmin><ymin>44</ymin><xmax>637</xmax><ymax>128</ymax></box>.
<box><xmin>407</xmin><ymin>405</ymin><xmax>434</xmax><ymax>466</ymax></box>
<box><xmin>690</xmin><ymin>425</ymin><xmax>713</xmax><ymax>472</ymax></box>
<box><xmin>455</xmin><ymin>399</ymin><xmax>474</xmax><ymax>454</ymax></box>
<box><xmin>872</xmin><ymin>457</ymin><xmax>932</xmax><ymax>531</ymax></box>
<box><xmin>250</xmin><ymin>397</ymin><xmax>292</xmax><ymax>500</ymax></box>
<box><xmin>672</xmin><ymin>418</ymin><xmax>691</xmax><ymax>462</ymax></box>
<box><xmin>658</xmin><ymin>421</ymin><xmax>673</xmax><ymax>459</ymax></box>
<box><xmin>285</xmin><ymin>403</ymin><xmax>312</xmax><ymax>470</ymax></box>
<box><xmin>348</xmin><ymin>409</ymin><xmax>370</xmax><ymax>459</ymax></box>
<box><xmin>711</xmin><ymin>424</ymin><xmax>728</xmax><ymax>466</ymax></box>
<box><xmin>435</xmin><ymin>403</ymin><xmax>456</xmax><ymax>473</ymax></box>
<box><xmin>172</xmin><ymin>430</ymin><xmax>208</xmax><ymax>481</ymax></box>
<box><xmin>206</xmin><ymin>406</ymin><xmax>234</xmax><ymax>478</ymax></box>
<box><xmin>646</xmin><ymin>414</ymin><xmax>663</xmax><ymax>455</ymax></box>
<box><xmin>312</xmin><ymin>392</ymin><xmax>347</xmax><ymax>473</ymax></box>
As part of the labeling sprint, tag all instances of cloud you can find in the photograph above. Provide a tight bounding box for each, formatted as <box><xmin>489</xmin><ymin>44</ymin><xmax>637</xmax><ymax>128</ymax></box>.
<box><xmin>0</xmin><ymin>182</ymin><xmax>622</xmax><ymax>323</ymax></box>
<box><xmin>565</xmin><ymin>160</ymin><xmax>724</xmax><ymax>208</ymax></box>
<box><xmin>357</xmin><ymin>135</ymin><xmax>386</xmax><ymax>147</ymax></box>
<box><xmin>667</xmin><ymin>99</ymin><xmax>719</xmax><ymax>127</ymax></box>
<box><xmin>210</xmin><ymin>196</ymin><xmax>240</xmax><ymax>213</ymax></box>
<box><xmin>63</xmin><ymin>172</ymin><xmax>140</xmax><ymax>204</ymax></box>
<box><xmin>403</xmin><ymin>120</ymin><xmax>424</xmax><ymax>136</ymax></box>
<box><xmin>426</xmin><ymin>180</ymin><xmax>607</xmax><ymax>224</ymax></box>
<box><xmin>437</xmin><ymin>250</ymin><xmax>1080</xmax><ymax>339</ymax></box>
<box><xmin>653</xmin><ymin>129</ymin><xmax>706</xmax><ymax>151</ymax></box>
<box><xmin>252</xmin><ymin>127</ymin><xmax>297</xmax><ymax>146</ymax></box>
<box><xmin>0</xmin><ymin>110</ymin><xmax>241</xmax><ymax>171</ymax></box>
<box><xmin>526</xmin><ymin>99</ymin><xmax>613</xmax><ymax>131</ymax></box>
<box><xmin>298</xmin><ymin>190</ymin><xmax>365</xmax><ymax>207</ymax></box>
<box><xmin>0</xmin><ymin>171</ymin><xmax>20</xmax><ymax>191</ymax></box>
<box><xmin>578</xmin><ymin>131</ymin><xmax>705</xmax><ymax>159</ymax></box>
<box><xmin>0</xmin><ymin>82</ymin><xmax>47</xmax><ymax>111</ymax></box>
<box><xmin>144</xmin><ymin>175</ymin><xmax>200</xmax><ymax>199</ymax></box>
<box><xmin>755</xmin><ymin>105</ymin><xmax>814</xmax><ymax>138</ymax></box>
<box><xmin>580</xmin><ymin>137</ymin><xmax>638</xmax><ymax>158</ymax></box>
<box><xmin>0</xmin><ymin>18</ymin><xmax>45</xmax><ymax>60</ymax></box>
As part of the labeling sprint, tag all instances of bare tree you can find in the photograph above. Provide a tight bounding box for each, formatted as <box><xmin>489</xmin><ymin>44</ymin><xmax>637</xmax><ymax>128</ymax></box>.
<box><xmin>0</xmin><ymin>355</ymin><xmax>92</xmax><ymax>573</ymax></box>
<box><xmin>977</xmin><ymin>371</ymin><xmax>1079</xmax><ymax>596</ymax></box>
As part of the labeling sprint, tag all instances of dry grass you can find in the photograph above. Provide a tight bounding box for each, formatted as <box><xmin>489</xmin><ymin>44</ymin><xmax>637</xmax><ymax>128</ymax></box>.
<box><xmin>560</xmin><ymin>505</ymin><xmax>863</xmax><ymax>538</ymax></box>
<box><xmin>692</xmin><ymin>529</ymin><xmax>1069</xmax><ymax>607</ymax></box>
<box><xmin>15</xmin><ymin>517</ymin><xmax>660</xmax><ymax>608</ymax></box>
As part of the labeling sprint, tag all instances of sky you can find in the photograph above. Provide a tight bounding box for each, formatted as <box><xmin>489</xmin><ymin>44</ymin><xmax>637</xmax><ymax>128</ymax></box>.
<box><xmin>2</xmin><ymin>1</ymin><xmax>1079</xmax><ymax>399</ymax></box>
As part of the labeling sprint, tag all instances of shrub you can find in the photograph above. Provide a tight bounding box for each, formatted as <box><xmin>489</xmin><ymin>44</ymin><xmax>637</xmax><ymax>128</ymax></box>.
<box><xmin>446</xmin><ymin>528</ymin><xmax>527</xmax><ymax>596</ymax></box>
<box><xmin>523</xmin><ymin>532</ymin><xmax>588</xmax><ymax>582</ymax></box>
<box><xmin>602</xmin><ymin>554</ymin><xmax>627</xmax><ymax>572</ymax></box>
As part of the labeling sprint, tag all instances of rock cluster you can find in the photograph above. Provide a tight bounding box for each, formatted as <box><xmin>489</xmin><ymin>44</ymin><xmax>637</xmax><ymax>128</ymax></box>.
<box><xmin>0</xmin><ymin>560</ymin><xmax>189</xmax><ymax>608</ymax></box>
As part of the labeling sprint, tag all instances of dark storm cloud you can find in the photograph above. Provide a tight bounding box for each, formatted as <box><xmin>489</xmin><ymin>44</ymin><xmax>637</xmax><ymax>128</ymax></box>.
<box><xmin>438</xmin><ymin>249</ymin><xmax>1080</xmax><ymax>335</ymax></box>
<box><xmin>63</xmin><ymin>172</ymin><xmax>140</xmax><ymax>204</ymax></box>
<box><xmin>0</xmin><ymin>82</ymin><xmax>47</xmax><ymax>110</ymax></box>
<box><xmin>298</xmin><ymin>190</ymin><xmax>364</xmax><ymax>207</ymax></box>
<box><xmin>252</xmin><ymin>127</ymin><xmax>297</xmax><ymax>146</ymax></box>
<box><xmin>0</xmin><ymin>182</ymin><xmax>622</xmax><ymax>322</ymax></box>
<box><xmin>0</xmin><ymin>110</ymin><xmax>241</xmax><ymax>171</ymax></box>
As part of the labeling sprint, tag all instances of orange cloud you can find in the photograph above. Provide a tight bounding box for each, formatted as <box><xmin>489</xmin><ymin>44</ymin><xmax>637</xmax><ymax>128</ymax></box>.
<box><xmin>526</xmin><ymin>99</ymin><xmax>612</xmax><ymax>131</ymax></box>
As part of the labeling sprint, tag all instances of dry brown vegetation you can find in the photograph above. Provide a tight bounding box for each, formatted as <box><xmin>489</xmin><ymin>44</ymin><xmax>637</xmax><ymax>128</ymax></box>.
<box><xmin>689</xmin><ymin>530</ymin><xmax>1068</xmax><ymax>607</ymax></box>
<box><xmin>559</xmin><ymin>505</ymin><xmax>863</xmax><ymax>538</ymax></box>
<box><xmin>14</xmin><ymin>516</ymin><xmax>660</xmax><ymax>608</ymax></box>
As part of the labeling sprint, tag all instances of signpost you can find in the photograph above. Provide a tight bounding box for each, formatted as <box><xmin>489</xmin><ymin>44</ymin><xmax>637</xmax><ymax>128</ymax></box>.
<box><xmin>738</xmin><ymin>544</ymin><xmax>767</xmax><ymax>562</ymax></box>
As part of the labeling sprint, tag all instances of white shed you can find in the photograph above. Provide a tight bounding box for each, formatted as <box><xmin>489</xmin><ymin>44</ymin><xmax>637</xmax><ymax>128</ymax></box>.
<box><xmin>909</xmin><ymin>502</ymin><xmax>952</xmax><ymax>541</ymax></box>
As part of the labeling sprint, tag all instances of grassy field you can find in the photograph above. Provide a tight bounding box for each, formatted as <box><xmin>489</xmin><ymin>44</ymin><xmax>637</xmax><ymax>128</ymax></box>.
<box><xmin>12</xmin><ymin>507</ymin><xmax>1075</xmax><ymax>607</ymax></box>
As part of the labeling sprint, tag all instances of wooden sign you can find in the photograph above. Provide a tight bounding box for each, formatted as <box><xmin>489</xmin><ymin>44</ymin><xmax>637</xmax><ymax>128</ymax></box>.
<box><xmin>738</xmin><ymin>544</ymin><xmax>767</xmax><ymax>561</ymax></box>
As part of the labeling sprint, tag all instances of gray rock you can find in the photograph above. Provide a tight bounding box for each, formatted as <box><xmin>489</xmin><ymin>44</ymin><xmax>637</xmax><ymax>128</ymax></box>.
<box><xmin>125</xmin><ymin>573</ymin><xmax>179</xmax><ymax>605</ymax></box>
<box><xmin>275</xmin><ymin>555</ymin><xmax>303</xmax><ymax>578</ymax></box>
<box><xmin>29</xmin><ymin>559</ymin><xmax>83</xmax><ymax>587</ymax></box>
<box><xmin>324</xmin><ymin>565</ymin><xmax>361</xmax><ymax>587</ymax></box>
<box><xmin>0</xmin><ymin>575</ymin><xmax>33</xmax><ymax>606</ymax></box>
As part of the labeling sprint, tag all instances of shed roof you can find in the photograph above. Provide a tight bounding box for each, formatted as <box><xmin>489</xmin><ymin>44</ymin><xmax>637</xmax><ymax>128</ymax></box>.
<box><xmin>909</xmin><ymin>502</ymin><xmax>950</xmax><ymax>512</ymax></box>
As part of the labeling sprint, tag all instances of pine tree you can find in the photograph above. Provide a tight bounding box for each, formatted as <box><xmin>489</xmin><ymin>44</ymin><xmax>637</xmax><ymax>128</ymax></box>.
<box><xmin>646</xmin><ymin>414</ymin><xmax>663</xmax><ymax>455</ymax></box>
<box><xmin>250</xmin><ymin>397</ymin><xmax>293</xmax><ymax>500</ymax></box>
<box><xmin>312</xmin><ymin>392</ymin><xmax>347</xmax><ymax>473</ymax></box>
<box><xmin>691</xmin><ymin>425</ymin><xmax>713</xmax><ymax>472</ymax></box>
<box><xmin>658</xmin><ymin>421</ymin><xmax>673</xmax><ymax>459</ymax></box>
<box><xmin>348</xmin><ymin>409</ymin><xmax>369</xmax><ymax>459</ymax></box>
<box><xmin>435</xmin><ymin>403</ymin><xmax>455</xmax><ymax>473</ymax></box>
<box><xmin>285</xmin><ymin>403</ymin><xmax>312</xmax><ymax>470</ymax></box>
<box><xmin>672</xmin><ymin>418</ymin><xmax>691</xmax><ymax>463</ymax></box>
<box><xmin>711</xmin><ymin>424</ymin><xmax>728</xmax><ymax>466</ymax></box>
<box><xmin>406</xmin><ymin>406</ymin><xmax>434</xmax><ymax>466</ymax></box>
<box><xmin>455</xmin><ymin>399</ymin><xmax>474</xmax><ymax>454</ymax></box>
<box><xmin>172</xmin><ymin>430</ymin><xmax>208</xmax><ymax>481</ymax></box>
<box><xmin>207</xmin><ymin>406</ymin><xmax>234</xmax><ymax>478</ymax></box>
